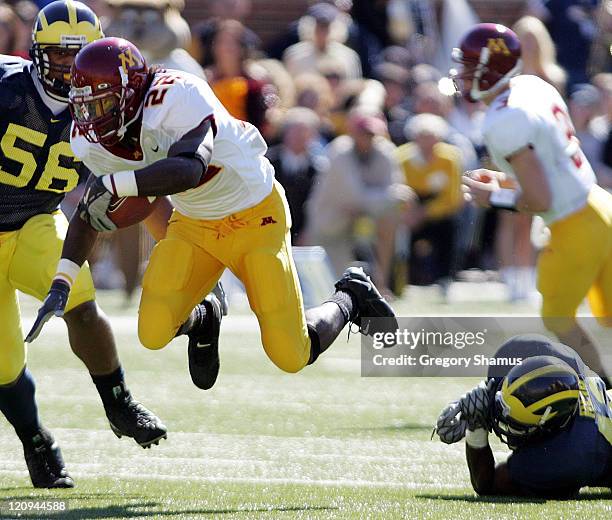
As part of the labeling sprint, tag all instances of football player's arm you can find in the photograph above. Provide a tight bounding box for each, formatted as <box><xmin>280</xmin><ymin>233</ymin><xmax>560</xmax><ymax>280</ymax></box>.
<box><xmin>143</xmin><ymin>196</ymin><xmax>173</xmax><ymax>241</ymax></box>
<box><xmin>25</xmin><ymin>209</ymin><xmax>99</xmax><ymax>342</ymax></box>
<box><xmin>507</xmin><ymin>146</ymin><xmax>551</xmax><ymax>213</ymax></box>
<box><xmin>462</xmin><ymin>147</ymin><xmax>552</xmax><ymax>213</ymax></box>
<box><xmin>466</xmin><ymin>440</ymin><xmax>520</xmax><ymax>496</ymax></box>
<box><xmin>62</xmin><ymin>208</ymin><xmax>100</xmax><ymax>266</ymax></box>
<box><xmin>101</xmin><ymin>118</ymin><xmax>214</xmax><ymax>198</ymax></box>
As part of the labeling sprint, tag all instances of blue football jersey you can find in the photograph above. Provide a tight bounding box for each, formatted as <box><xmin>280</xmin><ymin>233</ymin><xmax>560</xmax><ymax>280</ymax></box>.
<box><xmin>490</xmin><ymin>336</ymin><xmax>612</xmax><ymax>494</ymax></box>
<box><xmin>0</xmin><ymin>55</ymin><xmax>87</xmax><ymax>231</ymax></box>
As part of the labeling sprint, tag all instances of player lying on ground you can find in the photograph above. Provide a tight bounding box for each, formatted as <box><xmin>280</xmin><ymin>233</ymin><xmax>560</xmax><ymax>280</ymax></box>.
<box><xmin>27</xmin><ymin>37</ymin><xmax>397</xmax><ymax>391</ymax></box>
<box><xmin>0</xmin><ymin>2</ymin><xmax>167</xmax><ymax>490</ymax></box>
<box><xmin>455</xmin><ymin>23</ymin><xmax>612</xmax><ymax>382</ymax></box>
<box><xmin>435</xmin><ymin>334</ymin><xmax>612</xmax><ymax>497</ymax></box>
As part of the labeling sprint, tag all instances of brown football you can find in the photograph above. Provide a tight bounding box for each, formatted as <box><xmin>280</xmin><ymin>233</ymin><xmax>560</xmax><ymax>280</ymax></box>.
<box><xmin>106</xmin><ymin>196</ymin><xmax>160</xmax><ymax>228</ymax></box>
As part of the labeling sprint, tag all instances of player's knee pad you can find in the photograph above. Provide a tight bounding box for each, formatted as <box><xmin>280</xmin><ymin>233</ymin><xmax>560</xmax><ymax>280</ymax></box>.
<box><xmin>138</xmin><ymin>301</ymin><xmax>177</xmax><ymax>350</ymax></box>
<box><xmin>258</xmin><ymin>314</ymin><xmax>310</xmax><ymax>373</ymax></box>
<box><xmin>242</xmin><ymin>250</ymin><xmax>294</xmax><ymax>315</ymax></box>
<box><xmin>143</xmin><ymin>238</ymin><xmax>196</xmax><ymax>296</ymax></box>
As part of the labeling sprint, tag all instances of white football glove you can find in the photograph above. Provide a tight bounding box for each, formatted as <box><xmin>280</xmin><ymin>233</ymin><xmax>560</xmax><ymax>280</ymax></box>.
<box><xmin>80</xmin><ymin>177</ymin><xmax>117</xmax><ymax>232</ymax></box>
<box><xmin>435</xmin><ymin>400</ymin><xmax>466</xmax><ymax>444</ymax></box>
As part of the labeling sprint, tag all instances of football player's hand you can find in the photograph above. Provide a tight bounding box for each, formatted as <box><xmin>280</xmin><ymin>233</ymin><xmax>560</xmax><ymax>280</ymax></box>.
<box><xmin>25</xmin><ymin>280</ymin><xmax>71</xmax><ymax>343</ymax></box>
<box><xmin>464</xmin><ymin>168</ymin><xmax>506</xmax><ymax>184</ymax></box>
<box><xmin>79</xmin><ymin>177</ymin><xmax>117</xmax><ymax>232</ymax></box>
<box><xmin>458</xmin><ymin>379</ymin><xmax>496</xmax><ymax>431</ymax></box>
<box><xmin>462</xmin><ymin>175</ymin><xmax>499</xmax><ymax>207</ymax></box>
<box><xmin>435</xmin><ymin>400</ymin><xmax>467</xmax><ymax>444</ymax></box>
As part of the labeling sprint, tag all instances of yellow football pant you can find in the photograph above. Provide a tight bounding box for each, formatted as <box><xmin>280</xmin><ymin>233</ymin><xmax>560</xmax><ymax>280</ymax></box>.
<box><xmin>0</xmin><ymin>213</ymin><xmax>95</xmax><ymax>385</ymax></box>
<box><xmin>138</xmin><ymin>182</ymin><xmax>312</xmax><ymax>373</ymax></box>
<box><xmin>538</xmin><ymin>185</ymin><xmax>612</xmax><ymax>324</ymax></box>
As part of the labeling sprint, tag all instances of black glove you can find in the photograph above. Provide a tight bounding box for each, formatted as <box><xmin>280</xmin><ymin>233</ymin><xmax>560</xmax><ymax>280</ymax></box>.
<box><xmin>25</xmin><ymin>279</ymin><xmax>71</xmax><ymax>343</ymax></box>
<box><xmin>79</xmin><ymin>176</ymin><xmax>117</xmax><ymax>232</ymax></box>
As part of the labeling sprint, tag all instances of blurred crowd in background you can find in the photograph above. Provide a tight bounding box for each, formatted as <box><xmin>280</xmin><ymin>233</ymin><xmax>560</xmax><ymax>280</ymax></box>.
<box><xmin>2</xmin><ymin>0</ymin><xmax>612</xmax><ymax>303</ymax></box>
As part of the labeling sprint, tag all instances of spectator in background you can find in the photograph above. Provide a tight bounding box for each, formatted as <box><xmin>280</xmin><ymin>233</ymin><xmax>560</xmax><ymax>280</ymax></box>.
<box><xmin>375</xmin><ymin>61</ymin><xmax>412</xmax><ymax>145</ymax></box>
<box><xmin>527</xmin><ymin>0</ymin><xmax>599</xmax><ymax>90</ymax></box>
<box><xmin>105</xmin><ymin>0</ymin><xmax>204</xmax><ymax>78</ymax></box>
<box><xmin>324</xmin><ymin>67</ymin><xmax>386</xmax><ymax>137</ymax></box>
<box><xmin>350</xmin><ymin>0</ymin><xmax>393</xmax><ymax>51</ymax></box>
<box><xmin>267</xmin><ymin>107</ymin><xmax>324</xmax><ymax>244</ymax></box>
<box><xmin>283</xmin><ymin>2</ymin><xmax>362</xmax><ymax>81</ymax></box>
<box><xmin>11</xmin><ymin>1</ymin><xmax>38</xmax><ymax>58</ymax></box>
<box><xmin>252</xmin><ymin>58</ymin><xmax>295</xmax><ymax>141</ymax></box>
<box><xmin>569</xmin><ymin>83</ymin><xmax>612</xmax><ymax>188</ymax></box>
<box><xmin>595</xmin><ymin>73</ymin><xmax>612</xmax><ymax>190</ymax></box>
<box><xmin>397</xmin><ymin>114</ymin><xmax>463</xmax><ymax>290</ymax></box>
<box><xmin>306</xmin><ymin>106</ymin><xmax>413</xmax><ymax>293</ymax></box>
<box><xmin>446</xmin><ymin>97</ymin><xmax>486</xmax><ymax>159</ymax></box>
<box><xmin>589</xmin><ymin>0</ymin><xmax>612</xmax><ymax>75</ymax></box>
<box><xmin>294</xmin><ymin>72</ymin><xmax>336</xmax><ymax>142</ymax></box>
<box><xmin>0</xmin><ymin>3</ymin><xmax>19</xmax><ymax>56</ymax></box>
<box><xmin>513</xmin><ymin>15</ymin><xmax>567</xmax><ymax>94</ymax></box>
<box><xmin>408</xmin><ymin>81</ymin><xmax>478</xmax><ymax>170</ymax></box>
<box><xmin>205</xmin><ymin>19</ymin><xmax>272</xmax><ymax>133</ymax></box>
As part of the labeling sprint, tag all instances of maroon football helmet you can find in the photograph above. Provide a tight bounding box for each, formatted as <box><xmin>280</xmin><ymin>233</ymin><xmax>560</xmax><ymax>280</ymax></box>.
<box><xmin>69</xmin><ymin>37</ymin><xmax>149</xmax><ymax>145</ymax></box>
<box><xmin>451</xmin><ymin>23</ymin><xmax>522</xmax><ymax>102</ymax></box>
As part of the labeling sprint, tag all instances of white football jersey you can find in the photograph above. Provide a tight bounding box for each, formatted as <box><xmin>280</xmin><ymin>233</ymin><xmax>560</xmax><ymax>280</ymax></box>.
<box><xmin>483</xmin><ymin>75</ymin><xmax>596</xmax><ymax>224</ymax></box>
<box><xmin>71</xmin><ymin>69</ymin><xmax>274</xmax><ymax>219</ymax></box>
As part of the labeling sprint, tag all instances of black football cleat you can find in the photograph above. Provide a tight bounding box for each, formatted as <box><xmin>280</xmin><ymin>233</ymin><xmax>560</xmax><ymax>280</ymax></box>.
<box><xmin>105</xmin><ymin>390</ymin><xmax>167</xmax><ymax>449</ymax></box>
<box><xmin>334</xmin><ymin>266</ymin><xmax>399</xmax><ymax>339</ymax></box>
<box><xmin>188</xmin><ymin>294</ymin><xmax>223</xmax><ymax>390</ymax></box>
<box><xmin>212</xmin><ymin>281</ymin><xmax>229</xmax><ymax>316</ymax></box>
<box><xmin>23</xmin><ymin>428</ymin><xmax>74</xmax><ymax>488</ymax></box>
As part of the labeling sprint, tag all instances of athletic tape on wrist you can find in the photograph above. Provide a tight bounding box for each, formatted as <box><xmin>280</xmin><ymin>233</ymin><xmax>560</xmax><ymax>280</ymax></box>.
<box><xmin>54</xmin><ymin>258</ymin><xmax>81</xmax><ymax>288</ymax></box>
<box><xmin>490</xmin><ymin>188</ymin><xmax>518</xmax><ymax>210</ymax></box>
<box><xmin>465</xmin><ymin>428</ymin><xmax>489</xmax><ymax>449</ymax></box>
<box><xmin>102</xmin><ymin>171</ymin><xmax>138</xmax><ymax>197</ymax></box>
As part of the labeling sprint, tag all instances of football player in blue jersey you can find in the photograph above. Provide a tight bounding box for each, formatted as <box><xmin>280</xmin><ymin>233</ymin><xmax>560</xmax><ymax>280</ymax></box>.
<box><xmin>0</xmin><ymin>1</ymin><xmax>167</xmax><ymax>489</ymax></box>
<box><xmin>436</xmin><ymin>334</ymin><xmax>612</xmax><ymax>497</ymax></box>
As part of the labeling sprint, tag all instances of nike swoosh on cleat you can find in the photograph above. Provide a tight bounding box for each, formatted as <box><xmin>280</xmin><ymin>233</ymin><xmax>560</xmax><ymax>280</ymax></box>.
<box><xmin>51</xmin><ymin>119</ymin><xmax>61</xmax><ymax>123</ymax></box>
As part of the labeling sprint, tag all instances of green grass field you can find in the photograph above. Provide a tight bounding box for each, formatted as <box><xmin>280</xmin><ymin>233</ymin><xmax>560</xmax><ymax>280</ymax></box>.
<box><xmin>1</xmin><ymin>285</ymin><xmax>612</xmax><ymax>519</ymax></box>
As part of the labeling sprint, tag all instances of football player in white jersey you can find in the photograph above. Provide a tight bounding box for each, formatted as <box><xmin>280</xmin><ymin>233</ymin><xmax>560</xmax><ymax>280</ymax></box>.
<box><xmin>456</xmin><ymin>24</ymin><xmax>612</xmax><ymax>381</ymax></box>
<box><xmin>27</xmin><ymin>37</ymin><xmax>397</xmax><ymax>388</ymax></box>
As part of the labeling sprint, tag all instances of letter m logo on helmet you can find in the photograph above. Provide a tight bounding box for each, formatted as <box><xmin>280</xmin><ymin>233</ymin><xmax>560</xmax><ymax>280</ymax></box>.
<box><xmin>118</xmin><ymin>47</ymin><xmax>142</xmax><ymax>74</ymax></box>
<box><xmin>487</xmin><ymin>38</ymin><xmax>511</xmax><ymax>56</ymax></box>
<box><xmin>451</xmin><ymin>23</ymin><xmax>522</xmax><ymax>102</ymax></box>
<box><xmin>491</xmin><ymin>355</ymin><xmax>580</xmax><ymax>449</ymax></box>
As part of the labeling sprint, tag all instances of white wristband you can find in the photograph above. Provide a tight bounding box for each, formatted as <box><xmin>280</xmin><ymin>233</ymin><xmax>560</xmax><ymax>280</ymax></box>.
<box><xmin>102</xmin><ymin>171</ymin><xmax>138</xmax><ymax>197</ymax></box>
<box><xmin>489</xmin><ymin>188</ymin><xmax>518</xmax><ymax>209</ymax></box>
<box><xmin>465</xmin><ymin>428</ymin><xmax>489</xmax><ymax>449</ymax></box>
<box><xmin>54</xmin><ymin>258</ymin><xmax>81</xmax><ymax>288</ymax></box>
